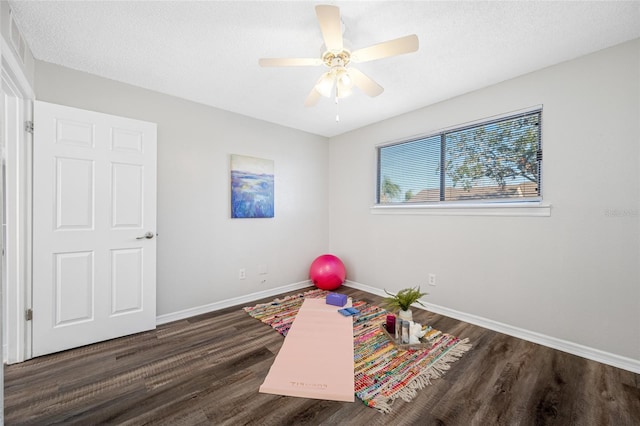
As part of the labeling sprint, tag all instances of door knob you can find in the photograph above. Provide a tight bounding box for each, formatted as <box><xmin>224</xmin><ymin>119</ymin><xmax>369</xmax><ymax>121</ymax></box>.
<box><xmin>136</xmin><ymin>232</ymin><xmax>155</xmax><ymax>240</ymax></box>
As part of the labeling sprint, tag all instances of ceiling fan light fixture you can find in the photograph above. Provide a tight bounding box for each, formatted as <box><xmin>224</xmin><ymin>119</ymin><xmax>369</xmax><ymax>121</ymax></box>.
<box><xmin>335</xmin><ymin>68</ymin><xmax>354</xmax><ymax>98</ymax></box>
<box><xmin>336</xmin><ymin>85</ymin><xmax>353</xmax><ymax>99</ymax></box>
<box><xmin>314</xmin><ymin>72</ymin><xmax>335</xmax><ymax>98</ymax></box>
<box><xmin>336</xmin><ymin>67</ymin><xmax>352</xmax><ymax>88</ymax></box>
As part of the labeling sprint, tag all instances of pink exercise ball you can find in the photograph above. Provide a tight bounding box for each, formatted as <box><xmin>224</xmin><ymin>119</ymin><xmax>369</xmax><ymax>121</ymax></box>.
<box><xmin>309</xmin><ymin>254</ymin><xmax>346</xmax><ymax>291</ymax></box>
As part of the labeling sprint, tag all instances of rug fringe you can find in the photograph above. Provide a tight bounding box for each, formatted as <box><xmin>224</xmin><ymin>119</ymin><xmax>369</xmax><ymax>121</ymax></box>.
<box><xmin>375</xmin><ymin>338</ymin><xmax>473</xmax><ymax>413</ymax></box>
<box><xmin>372</xmin><ymin>401</ymin><xmax>393</xmax><ymax>414</ymax></box>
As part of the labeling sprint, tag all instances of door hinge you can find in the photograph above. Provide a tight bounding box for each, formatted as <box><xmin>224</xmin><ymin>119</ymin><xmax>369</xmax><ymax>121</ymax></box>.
<box><xmin>25</xmin><ymin>308</ymin><xmax>33</xmax><ymax>321</ymax></box>
<box><xmin>25</xmin><ymin>120</ymin><xmax>34</xmax><ymax>134</ymax></box>
<box><xmin>536</xmin><ymin>149</ymin><xmax>543</xmax><ymax>162</ymax></box>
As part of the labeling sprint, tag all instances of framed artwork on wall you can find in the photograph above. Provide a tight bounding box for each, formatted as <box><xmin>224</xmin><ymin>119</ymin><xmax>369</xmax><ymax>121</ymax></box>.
<box><xmin>230</xmin><ymin>154</ymin><xmax>274</xmax><ymax>218</ymax></box>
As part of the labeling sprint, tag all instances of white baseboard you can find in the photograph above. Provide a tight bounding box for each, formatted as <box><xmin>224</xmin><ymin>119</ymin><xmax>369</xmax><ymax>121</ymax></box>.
<box><xmin>156</xmin><ymin>280</ymin><xmax>312</xmax><ymax>325</ymax></box>
<box><xmin>344</xmin><ymin>280</ymin><xmax>640</xmax><ymax>374</ymax></box>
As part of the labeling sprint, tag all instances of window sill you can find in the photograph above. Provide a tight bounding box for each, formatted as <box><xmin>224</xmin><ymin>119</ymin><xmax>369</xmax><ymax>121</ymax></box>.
<box><xmin>370</xmin><ymin>202</ymin><xmax>551</xmax><ymax>217</ymax></box>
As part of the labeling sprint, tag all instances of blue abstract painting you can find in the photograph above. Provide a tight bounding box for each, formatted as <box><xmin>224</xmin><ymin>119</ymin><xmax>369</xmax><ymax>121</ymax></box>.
<box><xmin>230</xmin><ymin>154</ymin><xmax>274</xmax><ymax>218</ymax></box>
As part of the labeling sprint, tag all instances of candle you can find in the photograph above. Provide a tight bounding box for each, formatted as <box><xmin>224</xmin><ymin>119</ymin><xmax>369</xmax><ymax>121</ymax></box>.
<box><xmin>386</xmin><ymin>315</ymin><xmax>396</xmax><ymax>335</ymax></box>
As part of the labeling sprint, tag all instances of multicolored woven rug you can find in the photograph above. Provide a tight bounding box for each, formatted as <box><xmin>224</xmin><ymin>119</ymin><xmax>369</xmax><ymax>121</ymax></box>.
<box><xmin>244</xmin><ymin>289</ymin><xmax>472</xmax><ymax>413</ymax></box>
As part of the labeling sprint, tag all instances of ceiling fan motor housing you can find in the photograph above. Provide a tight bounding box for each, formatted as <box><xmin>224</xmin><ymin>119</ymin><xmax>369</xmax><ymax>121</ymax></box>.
<box><xmin>322</xmin><ymin>50</ymin><xmax>351</xmax><ymax>68</ymax></box>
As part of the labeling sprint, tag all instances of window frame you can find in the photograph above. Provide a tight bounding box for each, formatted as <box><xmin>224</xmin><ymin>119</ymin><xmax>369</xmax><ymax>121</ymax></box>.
<box><xmin>372</xmin><ymin>106</ymin><xmax>550</xmax><ymax>216</ymax></box>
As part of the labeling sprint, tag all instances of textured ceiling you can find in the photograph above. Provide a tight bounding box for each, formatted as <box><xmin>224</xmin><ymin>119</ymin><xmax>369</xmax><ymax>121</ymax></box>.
<box><xmin>9</xmin><ymin>1</ymin><xmax>640</xmax><ymax>137</ymax></box>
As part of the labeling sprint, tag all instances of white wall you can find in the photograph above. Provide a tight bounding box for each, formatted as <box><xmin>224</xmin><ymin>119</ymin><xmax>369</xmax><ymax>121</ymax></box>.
<box><xmin>34</xmin><ymin>61</ymin><xmax>330</xmax><ymax>316</ymax></box>
<box><xmin>329</xmin><ymin>39</ymin><xmax>640</xmax><ymax>361</ymax></box>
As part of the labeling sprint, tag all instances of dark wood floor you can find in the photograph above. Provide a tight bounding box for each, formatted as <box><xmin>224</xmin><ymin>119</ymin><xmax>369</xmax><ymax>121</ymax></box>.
<box><xmin>4</xmin><ymin>286</ymin><xmax>640</xmax><ymax>425</ymax></box>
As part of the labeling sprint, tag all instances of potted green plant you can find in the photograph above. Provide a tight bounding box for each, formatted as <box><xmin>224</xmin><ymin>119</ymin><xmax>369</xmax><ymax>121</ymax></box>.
<box><xmin>383</xmin><ymin>286</ymin><xmax>428</xmax><ymax>321</ymax></box>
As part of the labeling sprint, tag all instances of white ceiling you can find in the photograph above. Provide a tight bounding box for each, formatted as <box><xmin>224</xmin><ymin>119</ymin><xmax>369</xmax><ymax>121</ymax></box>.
<box><xmin>9</xmin><ymin>1</ymin><xmax>640</xmax><ymax>138</ymax></box>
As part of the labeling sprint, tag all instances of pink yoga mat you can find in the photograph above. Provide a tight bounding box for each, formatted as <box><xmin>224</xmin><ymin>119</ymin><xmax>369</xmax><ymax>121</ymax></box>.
<box><xmin>259</xmin><ymin>297</ymin><xmax>355</xmax><ymax>402</ymax></box>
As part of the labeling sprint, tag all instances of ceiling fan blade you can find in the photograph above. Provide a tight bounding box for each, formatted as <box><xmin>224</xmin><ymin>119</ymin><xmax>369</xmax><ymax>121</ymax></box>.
<box><xmin>259</xmin><ymin>58</ymin><xmax>323</xmax><ymax>67</ymax></box>
<box><xmin>304</xmin><ymin>88</ymin><xmax>322</xmax><ymax>107</ymax></box>
<box><xmin>349</xmin><ymin>68</ymin><xmax>384</xmax><ymax>97</ymax></box>
<box><xmin>315</xmin><ymin>5</ymin><xmax>343</xmax><ymax>52</ymax></box>
<box><xmin>351</xmin><ymin>34</ymin><xmax>419</xmax><ymax>63</ymax></box>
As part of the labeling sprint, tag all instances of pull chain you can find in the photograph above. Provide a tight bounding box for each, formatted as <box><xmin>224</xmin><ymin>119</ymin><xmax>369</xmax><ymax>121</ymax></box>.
<box><xmin>335</xmin><ymin>86</ymin><xmax>340</xmax><ymax>122</ymax></box>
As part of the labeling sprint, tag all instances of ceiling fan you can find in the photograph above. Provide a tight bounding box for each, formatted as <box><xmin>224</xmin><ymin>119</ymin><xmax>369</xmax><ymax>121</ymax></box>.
<box><xmin>259</xmin><ymin>5</ymin><xmax>419</xmax><ymax>107</ymax></box>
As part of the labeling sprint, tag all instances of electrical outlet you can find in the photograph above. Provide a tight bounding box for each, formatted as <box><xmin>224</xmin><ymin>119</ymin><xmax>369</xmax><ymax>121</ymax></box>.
<box><xmin>239</xmin><ymin>268</ymin><xmax>246</xmax><ymax>280</ymax></box>
<box><xmin>428</xmin><ymin>273</ymin><xmax>436</xmax><ymax>286</ymax></box>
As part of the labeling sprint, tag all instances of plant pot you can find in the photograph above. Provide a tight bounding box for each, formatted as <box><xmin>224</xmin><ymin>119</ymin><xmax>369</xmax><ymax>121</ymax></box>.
<box><xmin>398</xmin><ymin>309</ymin><xmax>413</xmax><ymax>321</ymax></box>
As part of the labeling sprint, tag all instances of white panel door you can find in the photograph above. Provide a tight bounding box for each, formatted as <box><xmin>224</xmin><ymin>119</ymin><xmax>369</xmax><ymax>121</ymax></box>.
<box><xmin>32</xmin><ymin>101</ymin><xmax>157</xmax><ymax>357</ymax></box>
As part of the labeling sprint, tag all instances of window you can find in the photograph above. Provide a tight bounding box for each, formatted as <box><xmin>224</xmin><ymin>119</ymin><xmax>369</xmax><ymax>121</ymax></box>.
<box><xmin>377</xmin><ymin>109</ymin><xmax>541</xmax><ymax>205</ymax></box>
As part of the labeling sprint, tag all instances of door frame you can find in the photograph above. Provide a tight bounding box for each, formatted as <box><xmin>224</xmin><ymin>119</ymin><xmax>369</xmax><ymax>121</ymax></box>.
<box><xmin>1</xmin><ymin>34</ymin><xmax>34</xmax><ymax>364</ymax></box>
